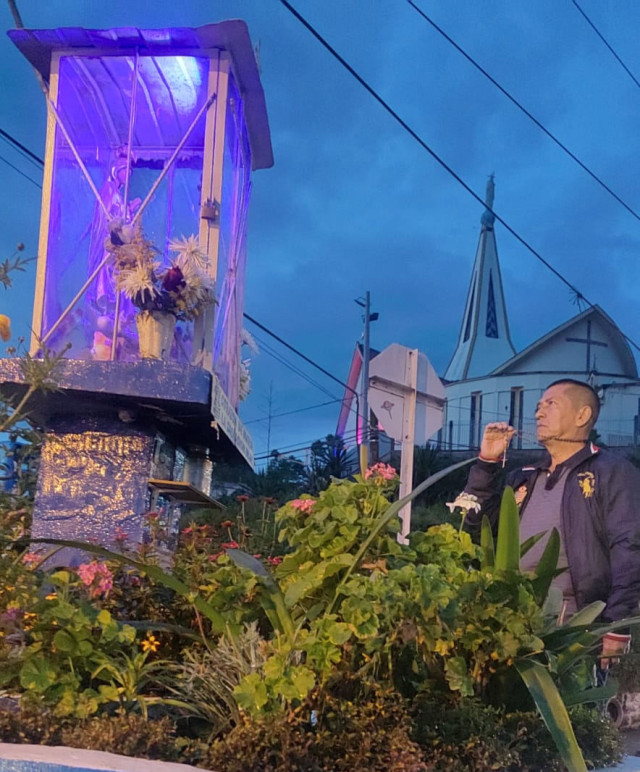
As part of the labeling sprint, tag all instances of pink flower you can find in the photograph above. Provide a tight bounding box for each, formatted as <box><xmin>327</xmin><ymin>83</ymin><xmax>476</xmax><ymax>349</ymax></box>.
<box><xmin>76</xmin><ymin>561</ymin><xmax>114</xmax><ymax>598</ymax></box>
<box><xmin>209</xmin><ymin>552</ymin><xmax>223</xmax><ymax>562</ymax></box>
<box><xmin>21</xmin><ymin>552</ymin><xmax>41</xmax><ymax>567</ymax></box>
<box><xmin>267</xmin><ymin>555</ymin><xmax>283</xmax><ymax>566</ymax></box>
<box><xmin>221</xmin><ymin>540</ymin><xmax>239</xmax><ymax>550</ymax></box>
<box><xmin>77</xmin><ymin>562</ymin><xmax>98</xmax><ymax>586</ymax></box>
<box><xmin>364</xmin><ymin>463</ymin><xmax>397</xmax><ymax>481</ymax></box>
<box><xmin>290</xmin><ymin>498</ymin><xmax>315</xmax><ymax>514</ymax></box>
<box><xmin>236</xmin><ymin>494</ymin><xmax>250</xmax><ymax>503</ymax></box>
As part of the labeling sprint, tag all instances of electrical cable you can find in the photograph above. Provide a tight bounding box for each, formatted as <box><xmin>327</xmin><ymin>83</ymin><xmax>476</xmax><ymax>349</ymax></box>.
<box><xmin>244</xmin><ymin>397</ymin><xmax>344</xmax><ymax>425</ymax></box>
<box><xmin>277</xmin><ymin>0</ymin><xmax>640</xmax><ymax>358</ymax></box>
<box><xmin>571</xmin><ymin>0</ymin><xmax>640</xmax><ymax>93</ymax></box>
<box><xmin>0</xmin><ymin>128</ymin><xmax>44</xmax><ymax>169</ymax></box>
<box><xmin>252</xmin><ymin>331</ymin><xmax>343</xmax><ymax>403</ymax></box>
<box><xmin>406</xmin><ymin>0</ymin><xmax>640</xmax><ymax>225</ymax></box>
<box><xmin>253</xmin><ymin>428</ymin><xmax>360</xmax><ymax>461</ymax></box>
<box><xmin>0</xmin><ymin>153</ymin><xmax>42</xmax><ymax>189</ymax></box>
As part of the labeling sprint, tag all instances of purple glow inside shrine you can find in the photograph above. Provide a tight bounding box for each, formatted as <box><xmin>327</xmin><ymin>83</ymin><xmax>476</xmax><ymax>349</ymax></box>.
<box><xmin>9</xmin><ymin>22</ymin><xmax>273</xmax><ymax>410</ymax></box>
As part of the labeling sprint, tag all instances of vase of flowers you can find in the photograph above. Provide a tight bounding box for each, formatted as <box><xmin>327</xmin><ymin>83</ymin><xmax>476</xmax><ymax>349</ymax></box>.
<box><xmin>106</xmin><ymin>223</ymin><xmax>214</xmax><ymax>361</ymax></box>
<box><xmin>135</xmin><ymin>310</ymin><xmax>177</xmax><ymax>360</ymax></box>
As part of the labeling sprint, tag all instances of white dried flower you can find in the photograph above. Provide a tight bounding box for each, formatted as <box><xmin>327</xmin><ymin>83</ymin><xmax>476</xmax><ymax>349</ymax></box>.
<box><xmin>169</xmin><ymin>234</ymin><xmax>209</xmax><ymax>270</ymax></box>
<box><xmin>445</xmin><ymin>492</ymin><xmax>481</xmax><ymax>514</ymax></box>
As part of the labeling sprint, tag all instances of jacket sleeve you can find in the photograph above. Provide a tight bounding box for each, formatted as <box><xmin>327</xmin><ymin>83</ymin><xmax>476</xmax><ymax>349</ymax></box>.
<box><xmin>462</xmin><ymin>460</ymin><xmax>506</xmax><ymax>536</ymax></box>
<box><xmin>600</xmin><ymin>458</ymin><xmax>640</xmax><ymax>623</ymax></box>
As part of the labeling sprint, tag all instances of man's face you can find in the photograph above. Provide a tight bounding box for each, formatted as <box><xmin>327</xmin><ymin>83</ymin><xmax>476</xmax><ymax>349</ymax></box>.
<box><xmin>535</xmin><ymin>384</ymin><xmax>582</xmax><ymax>443</ymax></box>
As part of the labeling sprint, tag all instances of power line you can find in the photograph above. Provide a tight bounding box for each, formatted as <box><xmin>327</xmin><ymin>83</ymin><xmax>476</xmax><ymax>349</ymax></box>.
<box><xmin>0</xmin><ymin>128</ymin><xmax>44</xmax><ymax>169</ymax></box>
<box><xmin>254</xmin><ymin>428</ymin><xmax>360</xmax><ymax>462</ymax></box>
<box><xmin>244</xmin><ymin>397</ymin><xmax>344</xmax><ymax>425</ymax></box>
<box><xmin>406</xmin><ymin>0</ymin><xmax>640</xmax><ymax>226</ymax></box>
<box><xmin>571</xmin><ymin>0</ymin><xmax>640</xmax><ymax>93</ymax></box>
<box><xmin>0</xmin><ymin>153</ymin><xmax>42</xmax><ymax>189</ymax></box>
<box><xmin>253</xmin><ymin>331</ymin><xmax>343</xmax><ymax>403</ymax></box>
<box><xmin>277</xmin><ymin>0</ymin><xmax>640</xmax><ymax>359</ymax></box>
<box><xmin>243</xmin><ymin>311</ymin><xmax>361</xmax><ymax>428</ymax></box>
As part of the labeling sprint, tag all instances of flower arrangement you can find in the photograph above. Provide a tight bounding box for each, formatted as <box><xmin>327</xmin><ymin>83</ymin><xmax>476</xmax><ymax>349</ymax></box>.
<box><xmin>107</xmin><ymin>223</ymin><xmax>214</xmax><ymax>322</ymax></box>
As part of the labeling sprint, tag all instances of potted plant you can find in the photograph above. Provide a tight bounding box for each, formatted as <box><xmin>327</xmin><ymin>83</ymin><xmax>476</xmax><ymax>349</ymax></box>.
<box><xmin>106</xmin><ymin>223</ymin><xmax>214</xmax><ymax>360</ymax></box>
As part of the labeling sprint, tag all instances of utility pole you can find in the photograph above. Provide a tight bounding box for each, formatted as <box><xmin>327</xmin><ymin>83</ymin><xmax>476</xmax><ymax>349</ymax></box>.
<box><xmin>355</xmin><ymin>291</ymin><xmax>378</xmax><ymax>473</ymax></box>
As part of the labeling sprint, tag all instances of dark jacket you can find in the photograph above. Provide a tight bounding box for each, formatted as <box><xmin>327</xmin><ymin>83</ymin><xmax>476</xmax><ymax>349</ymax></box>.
<box><xmin>464</xmin><ymin>443</ymin><xmax>640</xmax><ymax>622</ymax></box>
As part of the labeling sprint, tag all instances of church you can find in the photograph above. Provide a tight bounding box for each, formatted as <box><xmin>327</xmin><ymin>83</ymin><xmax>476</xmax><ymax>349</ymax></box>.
<box><xmin>338</xmin><ymin>177</ymin><xmax>640</xmax><ymax>453</ymax></box>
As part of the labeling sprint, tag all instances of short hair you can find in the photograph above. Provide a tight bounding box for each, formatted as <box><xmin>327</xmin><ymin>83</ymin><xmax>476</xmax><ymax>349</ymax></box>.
<box><xmin>546</xmin><ymin>378</ymin><xmax>600</xmax><ymax>427</ymax></box>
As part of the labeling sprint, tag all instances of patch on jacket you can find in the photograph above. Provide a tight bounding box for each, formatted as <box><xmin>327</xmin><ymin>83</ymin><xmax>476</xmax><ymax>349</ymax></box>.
<box><xmin>514</xmin><ymin>485</ymin><xmax>528</xmax><ymax>507</ymax></box>
<box><xmin>577</xmin><ymin>471</ymin><xmax>595</xmax><ymax>498</ymax></box>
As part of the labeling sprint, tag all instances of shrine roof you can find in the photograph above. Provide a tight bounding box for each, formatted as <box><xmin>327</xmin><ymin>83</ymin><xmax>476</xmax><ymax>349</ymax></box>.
<box><xmin>7</xmin><ymin>20</ymin><xmax>273</xmax><ymax>170</ymax></box>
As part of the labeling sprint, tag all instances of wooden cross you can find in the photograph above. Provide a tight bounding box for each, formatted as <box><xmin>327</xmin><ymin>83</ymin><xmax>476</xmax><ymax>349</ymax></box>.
<box><xmin>566</xmin><ymin>320</ymin><xmax>608</xmax><ymax>372</ymax></box>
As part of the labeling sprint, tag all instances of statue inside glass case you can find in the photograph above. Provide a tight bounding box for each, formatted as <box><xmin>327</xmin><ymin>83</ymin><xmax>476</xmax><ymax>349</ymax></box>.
<box><xmin>83</xmin><ymin>147</ymin><xmax>141</xmax><ymax>360</ymax></box>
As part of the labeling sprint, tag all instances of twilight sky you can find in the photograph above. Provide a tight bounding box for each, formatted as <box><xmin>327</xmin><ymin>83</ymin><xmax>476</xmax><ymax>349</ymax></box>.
<box><xmin>1</xmin><ymin>0</ymin><xmax>640</xmax><ymax>467</ymax></box>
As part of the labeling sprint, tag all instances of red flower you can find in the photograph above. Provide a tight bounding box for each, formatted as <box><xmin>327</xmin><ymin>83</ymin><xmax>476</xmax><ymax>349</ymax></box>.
<box><xmin>162</xmin><ymin>265</ymin><xmax>186</xmax><ymax>292</ymax></box>
<box><xmin>221</xmin><ymin>540</ymin><xmax>239</xmax><ymax>550</ymax></box>
<box><xmin>267</xmin><ymin>556</ymin><xmax>283</xmax><ymax>566</ymax></box>
<box><xmin>236</xmin><ymin>494</ymin><xmax>250</xmax><ymax>502</ymax></box>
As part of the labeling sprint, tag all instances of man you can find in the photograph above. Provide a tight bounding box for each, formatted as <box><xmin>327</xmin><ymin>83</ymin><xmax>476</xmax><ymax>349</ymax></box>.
<box><xmin>463</xmin><ymin>379</ymin><xmax>640</xmax><ymax>662</ymax></box>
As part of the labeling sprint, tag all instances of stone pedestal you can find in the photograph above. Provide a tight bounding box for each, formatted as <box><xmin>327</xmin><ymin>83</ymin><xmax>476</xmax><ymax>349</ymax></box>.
<box><xmin>31</xmin><ymin>416</ymin><xmax>155</xmax><ymax>565</ymax></box>
<box><xmin>0</xmin><ymin>358</ymin><xmax>250</xmax><ymax>563</ymax></box>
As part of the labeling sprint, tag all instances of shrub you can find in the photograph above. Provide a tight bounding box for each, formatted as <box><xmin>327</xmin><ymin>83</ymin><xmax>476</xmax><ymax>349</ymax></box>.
<box><xmin>202</xmin><ymin>687</ymin><xmax>427</xmax><ymax>772</ymax></box>
<box><xmin>412</xmin><ymin>696</ymin><xmax>622</xmax><ymax>772</ymax></box>
<box><xmin>60</xmin><ymin>714</ymin><xmax>179</xmax><ymax>761</ymax></box>
<box><xmin>0</xmin><ymin>705</ymin><xmax>64</xmax><ymax>745</ymax></box>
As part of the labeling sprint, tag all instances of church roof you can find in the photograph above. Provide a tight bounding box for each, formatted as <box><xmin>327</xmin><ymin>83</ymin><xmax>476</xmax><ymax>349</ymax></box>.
<box><xmin>490</xmin><ymin>305</ymin><xmax>638</xmax><ymax>378</ymax></box>
<box><xmin>444</xmin><ymin>176</ymin><xmax>516</xmax><ymax>381</ymax></box>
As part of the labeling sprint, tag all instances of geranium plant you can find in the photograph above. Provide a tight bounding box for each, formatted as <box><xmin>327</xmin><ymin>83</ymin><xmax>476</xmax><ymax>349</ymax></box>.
<box><xmin>107</xmin><ymin>223</ymin><xmax>214</xmax><ymax>322</ymax></box>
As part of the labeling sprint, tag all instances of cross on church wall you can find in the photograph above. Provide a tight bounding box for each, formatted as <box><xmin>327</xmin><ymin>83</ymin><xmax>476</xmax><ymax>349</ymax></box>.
<box><xmin>565</xmin><ymin>319</ymin><xmax>608</xmax><ymax>373</ymax></box>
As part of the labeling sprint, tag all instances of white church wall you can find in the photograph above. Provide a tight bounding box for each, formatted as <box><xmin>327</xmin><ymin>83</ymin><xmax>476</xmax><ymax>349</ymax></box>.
<box><xmin>444</xmin><ymin>374</ymin><xmax>640</xmax><ymax>451</ymax></box>
<box><xmin>502</xmin><ymin>317</ymin><xmax>628</xmax><ymax>376</ymax></box>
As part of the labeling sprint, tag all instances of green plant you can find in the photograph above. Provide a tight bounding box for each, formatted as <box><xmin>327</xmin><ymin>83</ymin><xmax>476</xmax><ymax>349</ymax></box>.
<box><xmin>0</xmin><ymin>566</ymin><xmax>159</xmax><ymax>718</ymax></box>
<box><xmin>60</xmin><ymin>714</ymin><xmax>179</xmax><ymax>760</ymax></box>
<box><xmin>202</xmin><ymin>684</ymin><xmax>427</xmax><ymax>772</ymax></box>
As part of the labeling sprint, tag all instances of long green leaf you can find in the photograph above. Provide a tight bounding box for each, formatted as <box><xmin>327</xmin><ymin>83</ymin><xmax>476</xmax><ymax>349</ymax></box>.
<box><xmin>480</xmin><ymin>515</ymin><xmax>495</xmax><ymax>570</ymax></box>
<box><xmin>562</xmin><ymin>679</ymin><xmax>618</xmax><ymax>707</ymax></box>
<box><xmin>226</xmin><ymin>549</ymin><xmax>295</xmax><ymax>644</ymax></box>
<box><xmin>515</xmin><ymin>659</ymin><xmax>587</xmax><ymax>772</ymax></box>
<box><xmin>495</xmin><ymin>487</ymin><xmax>520</xmax><ymax>573</ymax></box>
<box><xmin>521</xmin><ymin>530</ymin><xmax>546</xmax><ymax>558</ymax></box>
<box><xmin>531</xmin><ymin>527</ymin><xmax>560</xmax><ymax>604</ymax></box>
<box><xmin>30</xmin><ymin>538</ymin><xmax>226</xmax><ymax>634</ymax></box>
<box><xmin>327</xmin><ymin>457</ymin><xmax>476</xmax><ymax>615</ymax></box>
<box><xmin>564</xmin><ymin>601</ymin><xmax>606</xmax><ymax>628</ymax></box>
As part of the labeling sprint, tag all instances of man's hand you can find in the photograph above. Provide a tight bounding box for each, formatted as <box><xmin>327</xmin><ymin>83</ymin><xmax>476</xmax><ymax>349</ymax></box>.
<box><xmin>479</xmin><ymin>422</ymin><xmax>515</xmax><ymax>462</ymax></box>
<box><xmin>600</xmin><ymin>632</ymin><xmax>631</xmax><ymax>669</ymax></box>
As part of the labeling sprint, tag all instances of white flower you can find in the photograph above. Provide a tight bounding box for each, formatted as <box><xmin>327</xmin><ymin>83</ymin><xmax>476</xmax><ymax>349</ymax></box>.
<box><xmin>445</xmin><ymin>492</ymin><xmax>481</xmax><ymax>514</ymax></box>
<box><xmin>241</xmin><ymin>328</ymin><xmax>259</xmax><ymax>354</ymax></box>
<box><xmin>239</xmin><ymin>358</ymin><xmax>251</xmax><ymax>401</ymax></box>
<box><xmin>169</xmin><ymin>234</ymin><xmax>209</xmax><ymax>270</ymax></box>
<box><xmin>117</xmin><ymin>262</ymin><xmax>159</xmax><ymax>302</ymax></box>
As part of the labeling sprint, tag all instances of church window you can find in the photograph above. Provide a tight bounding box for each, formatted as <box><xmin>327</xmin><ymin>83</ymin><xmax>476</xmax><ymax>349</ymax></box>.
<box><xmin>463</xmin><ymin>279</ymin><xmax>476</xmax><ymax>342</ymax></box>
<box><xmin>509</xmin><ymin>387</ymin><xmax>524</xmax><ymax>449</ymax></box>
<box><xmin>469</xmin><ymin>392</ymin><xmax>482</xmax><ymax>449</ymax></box>
<box><xmin>485</xmin><ymin>272</ymin><xmax>499</xmax><ymax>338</ymax></box>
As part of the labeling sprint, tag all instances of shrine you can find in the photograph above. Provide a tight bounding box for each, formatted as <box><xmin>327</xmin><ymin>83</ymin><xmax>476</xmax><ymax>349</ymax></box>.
<box><xmin>0</xmin><ymin>22</ymin><xmax>272</xmax><ymax>560</ymax></box>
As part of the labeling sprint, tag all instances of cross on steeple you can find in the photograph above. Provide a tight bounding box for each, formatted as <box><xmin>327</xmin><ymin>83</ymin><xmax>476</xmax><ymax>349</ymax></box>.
<box><xmin>566</xmin><ymin>319</ymin><xmax>608</xmax><ymax>373</ymax></box>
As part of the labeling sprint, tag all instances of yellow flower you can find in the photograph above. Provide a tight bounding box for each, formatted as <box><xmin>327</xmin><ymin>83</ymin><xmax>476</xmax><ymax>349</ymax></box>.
<box><xmin>141</xmin><ymin>634</ymin><xmax>159</xmax><ymax>653</ymax></box>
<box><xmin>45</xmin><ymin>593</ymin><xmax>57</xmax><ymax>601</ymax></box>
<box><xmin>0</xmin><ymin>315</ymin><xmax>11</xmax><ymax>342</ymax></box>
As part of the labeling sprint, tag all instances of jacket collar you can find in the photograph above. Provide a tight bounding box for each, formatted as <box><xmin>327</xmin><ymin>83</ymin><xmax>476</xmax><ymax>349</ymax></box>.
<box><xmin>533</xmin><ymin>441</ymin><xmax>600</xmax><ymax>474</ymax></box>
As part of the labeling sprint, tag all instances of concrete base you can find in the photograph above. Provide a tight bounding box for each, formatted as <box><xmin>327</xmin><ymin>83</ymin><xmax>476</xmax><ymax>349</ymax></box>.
<box><xmin>0</xmin><ymin>743</ymin><xmax>210</xmax><ymax>772</ymax></box>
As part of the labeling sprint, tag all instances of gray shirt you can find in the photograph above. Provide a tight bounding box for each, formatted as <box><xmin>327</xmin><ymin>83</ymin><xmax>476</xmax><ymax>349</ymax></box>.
<box><xmin>519</xmin><ymin>468</ymin><xmax>576</xmax><ymax>618</ymax></box>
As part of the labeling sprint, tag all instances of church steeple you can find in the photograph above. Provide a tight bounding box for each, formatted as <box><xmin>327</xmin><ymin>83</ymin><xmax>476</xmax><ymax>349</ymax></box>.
<box><xmin>444</xmin><ymin>176</ymin><xmax>516</xmax><ymax>381</ymax></box>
